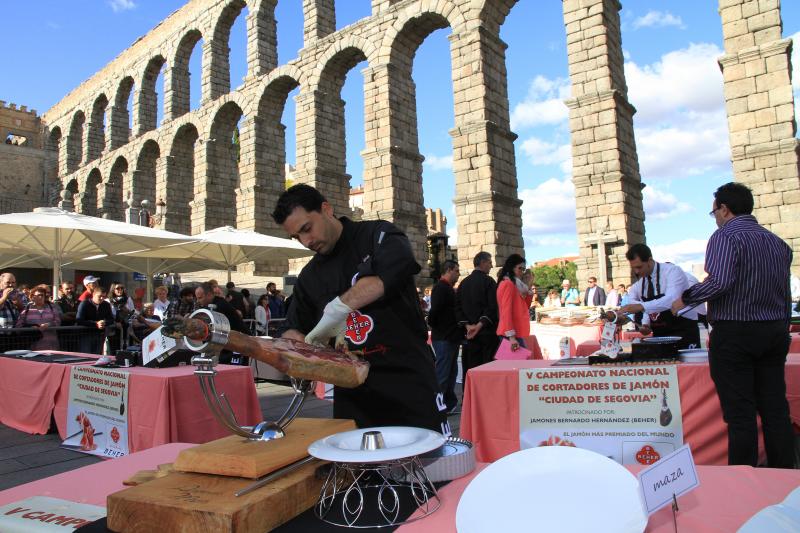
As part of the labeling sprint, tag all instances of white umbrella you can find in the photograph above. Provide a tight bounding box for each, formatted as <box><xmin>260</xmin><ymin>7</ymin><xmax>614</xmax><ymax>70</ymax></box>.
<box><xmin>61</xmin><ymin>254</ymin><xmax>224</xmax><ymax>299</ymax></box>
<box><xmin>0</xmin><ymin>207</ymin><xmax>195</xmax><ymax>295</ymax></box>
<box><xmin>124</xmin><ymin>225</ymin><xmax>313</xmax><ymax>282</ymax></box>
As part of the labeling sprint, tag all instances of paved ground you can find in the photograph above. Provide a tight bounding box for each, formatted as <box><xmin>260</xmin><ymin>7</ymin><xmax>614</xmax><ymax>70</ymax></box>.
<box><xmin>0</xmin><ymin>377</ymin><xmax>464</xmax><ymax>492</ymax></box>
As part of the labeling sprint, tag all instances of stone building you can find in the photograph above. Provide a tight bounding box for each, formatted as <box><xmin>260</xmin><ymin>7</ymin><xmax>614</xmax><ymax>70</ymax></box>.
<box><xmin>0</xmin><ymin>101</ymin><xmax>58</xmax><ymax>214</ymax></box>
<box><xmin>39</xmin><ymin>0</ymin><xmax>799</xmax><ymax>281</ymax></box>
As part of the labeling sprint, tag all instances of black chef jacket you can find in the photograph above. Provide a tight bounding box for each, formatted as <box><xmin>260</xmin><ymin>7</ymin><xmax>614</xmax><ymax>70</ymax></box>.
<box><xmin>285</xmin><ymin>217</ymin><xmax>448</xmax><ymax>435</ymax></box>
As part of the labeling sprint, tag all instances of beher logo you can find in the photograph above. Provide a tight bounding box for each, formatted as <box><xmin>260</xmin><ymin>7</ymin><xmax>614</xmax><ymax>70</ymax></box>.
<box><xmin>344</xmin><ymin>311</ymin><xmax>374</xmax><ymax>345</ymax></box>
<box><xmin>110</xmin><ymin>426</ymin><xmax>120</xmax><ymax>443</ymax></box>
<box><xmin>635</xmin><ymin>445</ymin><xmax>661</xmax><ymax>465</ymax></box>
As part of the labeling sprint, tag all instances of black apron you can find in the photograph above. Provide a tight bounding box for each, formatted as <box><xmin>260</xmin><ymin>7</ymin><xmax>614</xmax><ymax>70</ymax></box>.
<box><xmin>641</xmin><ymin>263</ymin><xmax>701</xmax><ymax>350</ymax></box>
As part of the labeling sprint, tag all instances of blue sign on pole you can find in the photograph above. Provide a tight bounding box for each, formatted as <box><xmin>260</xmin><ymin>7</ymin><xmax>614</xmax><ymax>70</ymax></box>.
<box><xmin>133</xmin><ymin>272</ymin><xmax>147</xmax><ymax>281</ymax></box>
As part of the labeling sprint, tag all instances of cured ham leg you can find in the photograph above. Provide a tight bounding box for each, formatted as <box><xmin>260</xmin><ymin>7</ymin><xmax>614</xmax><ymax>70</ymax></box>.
<box><xmin>161</xmin><ymin>317</ymin><xmax>369</xmax><ymax>388</ymax></box>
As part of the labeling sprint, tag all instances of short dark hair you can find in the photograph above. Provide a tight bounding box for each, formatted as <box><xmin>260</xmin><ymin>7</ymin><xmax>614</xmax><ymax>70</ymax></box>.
<box><xmin>197</xmin><ymin>282</ymin><xmax>215</xmax><ymax>295</ymax></box>
<box><xmin>226</xmin><ymin>281</ymin><xmax>235</xmax><ymax>289</ymax></box>
<box><xmin>473</xmin><ymin>251</ymin><xmax>491</xmax><ymax>268</ymax></box>
<box><xmin>266</xmin><ymin>282</ymin><xmax>276</xmax><ymax>290</ymax></box>
<box><xmin>588</xmin><ymin>276</ymin><xmax>597</xmax><ymax>282</ymax></box>
<box><xmin>240</xmin><ymin>288</ymin><xmax>250</xmax><ymax>298</ymax></box>
<box><xmin>442</xmin><ymin>259</ymin><xmax>459</xmax><ymax>273</ymax></box>
<box><xmin>272</xmin><ymin>184</ymin><xmax>327</xmax><ymax>224</ymax></box>
<box><xmin>179</xmin><ymin>287</ymin><xmax>194</xmax><ymax>298</ymax></box>
<box><xmin>626</xmin><ymin>243</ymin><xmax>652</xmax><ymax>262</ymax></box>
<box><xmin>714</xmin><ymin>182</ymin><xmax>753</xmax><ymax>216</ymax></box>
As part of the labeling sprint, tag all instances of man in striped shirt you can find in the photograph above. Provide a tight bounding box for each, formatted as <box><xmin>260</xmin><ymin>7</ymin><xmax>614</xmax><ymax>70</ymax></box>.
<box><xmin>672</xmin><ymin>182</ymin><xmax>795</xmax><ymax>468</ymax></box>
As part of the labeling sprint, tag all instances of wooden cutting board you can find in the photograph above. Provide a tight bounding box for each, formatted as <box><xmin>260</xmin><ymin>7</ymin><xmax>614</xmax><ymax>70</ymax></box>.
<box><xmin>173</xmin><ymin>418</ymin><xmax>356</xmax><ymax>479</ymax></box>
<box><xmin>107</xmin><ymin>461</ymin><xmax>324</xmax><ymax>533</ymax></box>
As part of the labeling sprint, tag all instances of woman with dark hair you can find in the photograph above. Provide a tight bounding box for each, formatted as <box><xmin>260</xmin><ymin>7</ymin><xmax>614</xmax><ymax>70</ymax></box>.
<box><xmin>495</xmin><ymin>254</ymin><xmax>533</xmax><ymax>352</ymax></box>
<box><xmin>16</xmin><ymin>284</ymin><xmax>61</xmax><ymax>350</ymax></box>
<box><xmin>109</xmin><ymin>283</ymin><xmax>134</xmax><ymax>351</ymax></box>
<box><xmin>254</xmin><ymin>294</ymin><xmax>271</xmax><ymax>336</ymax></box>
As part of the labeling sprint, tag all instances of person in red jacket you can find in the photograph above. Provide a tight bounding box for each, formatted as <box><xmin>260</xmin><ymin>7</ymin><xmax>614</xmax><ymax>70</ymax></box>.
<box><xmin>495</xmin><ymin>254</ymin><xmax>533</xmax><ymax>351</ymax></box>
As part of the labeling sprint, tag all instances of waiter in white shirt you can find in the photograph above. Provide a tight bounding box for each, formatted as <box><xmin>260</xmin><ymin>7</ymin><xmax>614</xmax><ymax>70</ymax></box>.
<box><xmin>618</xmin><ymin>244</ymin><xmax>701</xmax><ymax>349</ymax></box>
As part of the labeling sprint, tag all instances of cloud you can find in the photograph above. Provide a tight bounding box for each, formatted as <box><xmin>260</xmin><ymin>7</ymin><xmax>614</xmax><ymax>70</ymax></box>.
<box><xmin>519</xmin><ymin>137</ymin><xmax>572</xmax><ymax>172</ymax></box>
<box><xmin>650</xmin><ymin>239</ymin><xmax>707</xmax><ymax>271</ymax></box>
<box><xmin>109</xmin><ymin>0</ymin><xmax>136</xmax><ymax>12</ymax></box>
<box><xmin>626</xmin><ymin>43</ymin><xmax>725</xmax><ymax>126</ymax></box>
<box><xmin>423</xmin><ymin>154</ymin><xmax>452</xmax><ymax>171</ymax></box>
<box><xmin>624</xmin><ymin>43</ymin><xmax>733</xmax><ymax>180</ymax></box>
<box><xmin>632</xmin><ymin>11</ymin><xmax>686</xmax><ymax>30</ymax></box>
<box><xmin>46</xmin><ymin>21</ymin><xmax>61</xmax><ymax>30</ymax></box>
<box><xmin>642</xmin><ymin>185</ymin><xmax>692</xmax><ymax>220</ymax></box>
<box><xmin>519</xmin><ymin>178</ymin><xmax>576</xmax><ymax>236</ymax></box>
<box><xmin>447</xmin><ymin>223</ymin><xmax>458</xmax><ymax>246</ymax></box>
<box><xmin>510</xmin><ymin>76</ymin><xmax>571</xmax><ymax>130</ymax></box>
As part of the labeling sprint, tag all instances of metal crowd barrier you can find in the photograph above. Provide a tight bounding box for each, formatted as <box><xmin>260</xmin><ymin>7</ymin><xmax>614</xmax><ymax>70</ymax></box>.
<box><xmin>0</xmin><ymin>325</ymin><xmax>103</xmax><ymax>353</ymax></box>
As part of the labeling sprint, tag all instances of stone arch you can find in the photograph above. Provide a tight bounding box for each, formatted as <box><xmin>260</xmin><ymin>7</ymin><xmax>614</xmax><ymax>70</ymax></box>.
<box><xmin>207</xmin><ymin>0</ymin><xmax>248</xmax><ymax>100</ymax></box>
<box><xmin>79</xmin><ymin>168</ymin><xmax>103</xmax><ymax>217</ymax></box>
<box><xmin>165</xmin><ymin>122</ymin><xmax>199</xmax><ymax>234</ymax></box>
<box><xmin>110</xmin><ymin>76</ymin><xmax>135</xmax><ymax>149</ymax></box>
<box><xmin>310</xmin><ymin>36</ymin><xmax>377</xmax><ymax>90</ymax></box>
<box><xmin>170</xmin><ymin>29</ymin><xmax>204</xmax><ymax>119</ymax></box>
<box><xmin>132</xmin><ymin>139</ymin><xmax>160</xmax><ymax>212</ymax></box>
<box><xmin>86</xmin><ymin>94</ymin><xmax>108</xmax><ymax>163</ymax></box>
<box><xmin>66</xmin><ymin>110</ymin><xmax>85</xmax><ymax>174</ymax></box>
<box><xmin>377</xmin><ymin>1</ymin><xmax>468</xmax><ymax>63</ymax></box>
<box><xmin>475</xmin><ymin>0</ymin><xmax>516</xmax><ymax>34</ymax></box>
<box><xmin>206</xmin><ymin>101</ymin><xmax>245</xmax><ymax>229</ymax></box>
<box><xmin>137</xmin><ymin>55</ymin><xmax>167</xmax><ymax>135</ymax></box>
<box><xmin>244</xmin><ymin>64</ymin><xmax>306</xmax><ymax>117</ymax></box>
<box><xmin>63</xmin><ymin>178</ymin><xmax>79</xmax><ymax>208</ymax></box>
<box><xmin>101</xmin><ymin>156</ymin><xmax>127</xmax><ymax>221</ymax></box>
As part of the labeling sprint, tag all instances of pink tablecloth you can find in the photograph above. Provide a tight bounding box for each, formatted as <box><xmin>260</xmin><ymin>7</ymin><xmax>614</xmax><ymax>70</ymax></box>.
<box><xmin>2</xmin><ymin>445</ymin><xmax>796</xmax><ymax>533</ymax></box>
<box><xmin>459</xmin><ymin>356</ymin><xmax>800</xmax><ymax>465</ymax></box>
<box><xmin>397</xmin><ymin>463</ymin><xmax>800</xmax><ymax>533</ymax></box>
<box><xmin>52</xmin><ymin>364</ymin><xmax>262</xmax><ymax>453</ymax></box>
<box><xmin>0</xmin><ymin>353</ymin><xmax>99</xmax><ymax>434</ymax></box>
<box><xmin>791</xmin><ymin>333</ymin><xmax>800</xmax><ymax>353</ymax></box>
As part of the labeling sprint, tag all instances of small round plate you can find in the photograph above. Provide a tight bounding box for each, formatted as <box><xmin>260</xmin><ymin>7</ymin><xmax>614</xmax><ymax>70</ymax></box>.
<box><xmin>4</xmin><ymin>350</ymin><xmax>31</xmax><ymax>356</ymax></box>
<box><xmin>308</xmin><ymin>426</ymin><xmax>445</xmax><ymax>463</ymax></box>
<box><xmin>641</xmin><ymin>336</ymin><xmax>682</xmax><ymax>344</ymax></box>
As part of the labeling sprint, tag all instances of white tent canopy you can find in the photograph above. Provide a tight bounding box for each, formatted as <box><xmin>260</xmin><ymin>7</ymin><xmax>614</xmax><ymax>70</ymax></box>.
<box><xmin>0</xmin><ymin>207</ymin><xmax>195</xmax><ymax>294</ymax></box>
<box><xmin>119</xmin><ymin>226</ymin><xmax>313</xmax><ymax>282</ymax></box>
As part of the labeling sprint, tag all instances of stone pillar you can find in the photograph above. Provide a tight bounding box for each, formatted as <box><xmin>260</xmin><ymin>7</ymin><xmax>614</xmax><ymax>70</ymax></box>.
<box><xmin>97</xmin><ymin>182</ymin><xmax>123</xmax><ymax>221</ymax></box>
<box><xmin>361</xmin><ymin>62</ymin><xmax>429</xmax><ymax>274</ymax></box>
<box><xmin>160</xmin><ymin>155</ymin><xmax>191</xmax><ymax>234</ymax></box>
<box><xmin>190</xmin><ymin>139</ymin><xmax>213</xmax><ymax>235</ymax></box>
<box><xmin>135</xmin><ymin>85</ymin><xmax>157</xmax><ymax>136</ymax></box>
<box><xmin>449</xmin><ymin>27</ymin><xmax>524</xmax><ymax>274</ymax></box>
<box><xmin>303</xmin><ymin>0</ymin><xmax>336</xmax><ymax>47</ymax></box>
<box><xmin>718</xmin><ymin>0</ymin><xmax>800</xmax><ymax>273</ymax></box>
<box><xmin>294</xmin><ymin>90</ymin><xmax>352</xmax><ymax>217</ymax></box>
<box><xmin>85</xmin><ymin>121</ymin><xmax>104</xmax><ymax>163</ymax></box>
<box><xmin>162</xmin><ymin>66</ymin><xmax>179</xmax><ymax>122</ymax></box>
<box><xmin>108</xmin><ymin>105</ymin><xmax>129</xmax><ymax>150</ymax></box>
<box><xmin>247</xmin><ymin>1</ymin><xmax>278</xmax><ymax>78</ymax></box>
<box><xmin>562</xmin><ymin>0</ymin><xmax>645</xmax><ymax>286</ymax></box>
<box><xmin>202</xmin><ymin>40</ymin><xmax>230</xmax><ymax>103</ymax></box>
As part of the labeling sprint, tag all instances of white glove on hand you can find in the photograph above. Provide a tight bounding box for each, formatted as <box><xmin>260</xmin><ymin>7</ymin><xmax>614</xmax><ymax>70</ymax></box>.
<box><xmin>305</xmin><ymin>297</ymin><xmax>353</xmax><ymax>346</ymax></box>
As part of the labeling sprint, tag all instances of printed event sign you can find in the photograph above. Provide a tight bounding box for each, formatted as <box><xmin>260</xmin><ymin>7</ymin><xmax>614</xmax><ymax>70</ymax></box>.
<box><xmin>519</xmin><ymin>365</ymin><xmax>683</xmax><ymax>464</ymax></box>
<box><xmin>638</xmin><ymin>444</ymin><xmax>700</xmax><ymax>515</ymax></box>
<box><xmin>63</xmin><ymin>366</ymin><xmax>129</xmax><ymax>458</ymax></box>
<box><xmin>141</xmin><ymin>326</ymin><xmax>178</xmax><ymax>366</ymax></box>
<box><xmin>0</xmin><ymin>496</ymin><xmax>105</xmax><ymax>532</ymax></box>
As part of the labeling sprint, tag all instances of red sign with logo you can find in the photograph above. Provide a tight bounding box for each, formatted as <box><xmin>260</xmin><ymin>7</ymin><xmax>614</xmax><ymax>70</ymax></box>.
<box><xmin>636</xmin><ymin>445</ymin><xmax>661</xmax><ymax>465</ymax></box>
<box><xmin>344</xmin><ymin>311</ymin><xmax>374</xmax><ymax>345</ymax></box>
<box><xmin>110</xmin><ymin>426</ymin><xmax>120</xmax><ymax>443</ymax></box>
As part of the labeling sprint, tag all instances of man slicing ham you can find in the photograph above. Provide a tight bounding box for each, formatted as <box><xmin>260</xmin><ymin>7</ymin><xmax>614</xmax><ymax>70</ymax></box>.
<box><xmin>271</xmin><ymin>184</ymin><xmax>449</xmax><ymax>436</ymax></box>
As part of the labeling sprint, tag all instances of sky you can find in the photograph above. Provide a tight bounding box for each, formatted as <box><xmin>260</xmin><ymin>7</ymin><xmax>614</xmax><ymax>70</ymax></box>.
<box><xmin>2</xmin><ymin>0</ymin><xmax>799</xmax><ymax>269</ymax></box>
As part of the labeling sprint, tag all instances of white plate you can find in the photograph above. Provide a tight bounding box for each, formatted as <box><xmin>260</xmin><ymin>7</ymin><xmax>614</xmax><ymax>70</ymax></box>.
<box><xmin>456</xmin><ymin>446</ymin><xmax>647</xmax><ymax>533</ymax></box>
<box><xmin>641</xmin><ymin>336</ymin><xmax>682</xmax><ymax>344</ymax></box>
<box><xmin>4</xmin><ymin>350</ymin><xmax>32</xmax><ymax>356</ymax></box>
<box><xmin>308</xmin><ymin>426</ymin><xmax>445</xmax><ymax>463</ymax></box>
<box><xmin>679</xmin><ymin>348</ymin><xmax>708</xmax><ymax>362</ymax></box>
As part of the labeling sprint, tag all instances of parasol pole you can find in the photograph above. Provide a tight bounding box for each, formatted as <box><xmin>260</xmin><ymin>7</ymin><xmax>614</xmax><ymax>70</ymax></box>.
<box><xmin>146</xmin><ymin>257</ymin><xmax>154</xmax><ymax>301</ymax></box>
<box><xmin>52</xmin><ymin>230</ymin><xmax>61</xmax><ymax>298</ymax></box>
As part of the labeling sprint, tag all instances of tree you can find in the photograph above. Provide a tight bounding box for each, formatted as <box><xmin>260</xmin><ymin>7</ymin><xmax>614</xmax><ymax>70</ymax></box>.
<box><xmin>531</xmin><ymin>261</ymin><xmax>578</xmax><ymax>294</ymax></box>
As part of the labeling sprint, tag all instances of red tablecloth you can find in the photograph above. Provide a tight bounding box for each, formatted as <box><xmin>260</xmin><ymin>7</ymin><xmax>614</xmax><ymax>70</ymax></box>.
<box><xmin>0</xmin><ymin>353</ymin><xmax>99</xmax><ymax>434</ymax></box>
<box><xmin>53</xmin><ymin>364</ymin><xmax>262</xmax><ymax>452</ymax></box>
<box><xmin>460</xmin><ymin>356</ymin><xmax>800</xmax><ymax>465</ymax></box>
<box><xmin>398</xmin><ymin>463</ymin><xmax>800</xmax><ymax>533</ymax></box>
<box><xmin>0</xmin><ymin>354</ymin><xmax>262</xmax><ymax>453</ymax></box>
<box><xmin>1</xmin><ymin>444</ymin><xmax>797</xmax><ymax>533</ymax></box>
<box><xmin>791</xmin><ymin>333</ymin><xmax>800</xmax><ymax>353</ymax></box>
